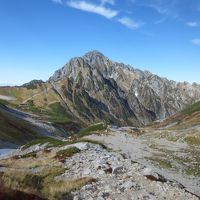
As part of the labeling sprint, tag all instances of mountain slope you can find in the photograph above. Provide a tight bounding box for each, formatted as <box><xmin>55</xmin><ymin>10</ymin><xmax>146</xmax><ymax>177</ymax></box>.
<box><xmin>151</xmin><ymin>100</ymin><xmax>200</xmax><ymax>130</ymax></box>
<box><xmin>47</xmin><ymin>51</ymin><xmax>200</xmax><ymax>125</ymax></box>
<box><xmin>0</xmin><ymin>103</ymin><xmax>67</xmax><ymax>148</ymax></box>
<box><xmin>0</xmin><ymin>51</ymin><xmax>200</xmax><ymax>127</ymax></box>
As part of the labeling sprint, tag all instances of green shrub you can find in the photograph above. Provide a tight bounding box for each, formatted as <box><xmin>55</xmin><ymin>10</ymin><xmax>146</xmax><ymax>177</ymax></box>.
<box><xmin>55</xmin><ymin>147</ymin><xmax>80</xmax><ymax>160</ymax></box>
<box><xmin>20</xmin><ymin>152</ymin><xmax>37</xmax><ymax>159</ymax></box>
<box><xmin>21</xmin><ymin>137</ymin><xmax>68</xmax><ymax>150</ymax></box>
<box><xmin>76</xmin><ymin>123</ymin><xmax>107</xmax><ymax>138</ymax></box>
<box><xmin>182</xmin><ymin>101</ymin><xmax>200</xmax><ymax>115</ymax></box>
<box><xmin>185</xmin><ymin>135</ymin><xmax>200</xmax><ymax>145</ymax></box>
<box><xmin>26</xmin><ymin>100</ymin><xmax>42</xmax><ymax>114</ymax></box>
<box><xmin>22</xmin><ymin>174</ymin><xmax>43</xmax><ymax>190</ymax></box>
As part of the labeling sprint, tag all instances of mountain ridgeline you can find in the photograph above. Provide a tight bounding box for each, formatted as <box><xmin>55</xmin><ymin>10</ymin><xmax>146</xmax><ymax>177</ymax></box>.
<box><xmin>1</xmin><ymin>51</ymin><xmax>200</xmax><ymax>127</ymax></box>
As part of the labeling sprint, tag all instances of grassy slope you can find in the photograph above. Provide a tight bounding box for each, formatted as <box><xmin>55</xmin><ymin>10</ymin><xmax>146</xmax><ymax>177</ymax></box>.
<box><xmin>47</xmin><ymin>102</ymin><xmax>73</xmax><ymax>124</ymax></box>
<box><xmin>0</xmin><ymin>83</ymin><xmax>84</xmax><ymax>133</ymax></box>
<box><xmin>0</xmin><ymin>103</ymin><xmax>72</xmax><ymax>148</ymax></box>
<box><xmin>0</xmin><ymin>83</ymin><xmax>105</xmax><ymax>148</ymax></box>
<box><xmin>0</xmin><ymin>99</ymin><xmax>106</xmax><ymax>148</ymax></box>
<box><xmin>76</xmin><ymin>122</ymin><xmax>107</xmax><ymax>137</ymax></box>
<box><xmin>181</xmin><ymin>101</ymin><xmax>200</xmax><ymax>115</ymax></box>
<box><xmin>151</xmin><ymin>101</ymin><xmax>200</xmax><ymax>129</ymax></box>
<box><xmin>0</xmin><ymin>117</ymin><xmax>42</xmax><ymax>148</ymax></box>
<box><xmin>0</xmin><ymin>104</ymin><xmax>46</xmax><ymax>148</ymax></box>
<box><xmin>22</xmin><ymin>122</ymin><xmax>108</xmax><ymax>150</ymax></box>
<box><xmin>146</xmin><ymin>101</ymin><xmax>200</xmax><ymax>177</ymax></box>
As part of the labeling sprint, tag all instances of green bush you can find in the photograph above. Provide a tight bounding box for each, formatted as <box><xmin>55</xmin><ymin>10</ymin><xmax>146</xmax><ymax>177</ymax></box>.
<box><xmin>22</xmin><ymin>174</ymin><xmax>43</xmax><ymax>190</ymax></box>
<box><xmin>182</xmin><ymin>101</ymin><xmax>200</xmax><ymax>115</ymax></box>
<box><xmin>21</xmin><ymin>137</ymin><xmax>69</xmax><ymax>150</ymax></box>
<box><xmin>20</xmin><ymin>152</ymin><xmax>37</xmax><ymax>159</ymax></box>
<box><xmin>55</xmin><ymin>147</ymin><xmax>80</xmax><ymax>160</ymax></box>
<box><xmin>76</xmin><ymin>123</ymin><xmax>107</xmax><ymax>138</ymax></box>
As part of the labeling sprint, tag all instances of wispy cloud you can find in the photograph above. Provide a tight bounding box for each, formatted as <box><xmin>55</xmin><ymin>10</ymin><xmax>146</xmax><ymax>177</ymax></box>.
<box><xmin>118</xmin><ymin>16</ymin><xmax>143</xmax><ymax>29</ymax></box>
<box><xmin>52</xmin><ymin>0</ymin><xmax>63</xmax><ymax>4</ymax></box>
<box><xmin>186</xmin><ymin>21</ymin><xmax>199</xmax><ymax>27</ymax></box>
<box><xmin>133</xmin><ymin>0</ymin><xmax>179</xmax><ymax>24</ymax></box>
<box><xmin>52</xmin><ymin>0</ymin><xmax>144</xmax><ymax>31</ymax></box>
<box><xmin>67</xmin><ymin>0</ymin><xmax>118</xmax><ymax>19</ymax></box>
<box><xmin>191</xmin><ymin>39</ymin><xmax>200</xmax><ymax>45</ymax></box>
<box><xmin>101</xmin><ymin>0</ymin><xmax>115</xmax><ymax>6</ymax></box>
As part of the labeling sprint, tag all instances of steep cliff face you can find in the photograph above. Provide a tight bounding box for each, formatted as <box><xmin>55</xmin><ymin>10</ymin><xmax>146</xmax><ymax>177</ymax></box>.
<box><xmin>1</xmin><ymin>51</ymin><xmax>200</xmax><ymax>127</ymax></box>
<box><xmin>48</xmin><ymin>51</ymin><xmax>200</xmax><ymax>126</ymax></box>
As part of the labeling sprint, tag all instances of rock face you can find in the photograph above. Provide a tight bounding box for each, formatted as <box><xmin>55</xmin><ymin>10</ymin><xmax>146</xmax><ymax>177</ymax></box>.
<box><xmin>48</xmin><ymin>50</ymin><xmax>200</xmax><ymax>126</ymax></box>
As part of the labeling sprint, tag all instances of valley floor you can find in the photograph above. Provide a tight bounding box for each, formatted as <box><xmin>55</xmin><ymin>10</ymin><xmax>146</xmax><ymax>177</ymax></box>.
<box><xmin>0</xmin><ymin>128</ymin><xmax>199</xmax><ymax>200</ymax></box>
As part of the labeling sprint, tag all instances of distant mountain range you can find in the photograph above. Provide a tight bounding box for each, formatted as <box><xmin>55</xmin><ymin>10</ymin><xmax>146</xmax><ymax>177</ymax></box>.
<box><xmin>1</xmin><ymin>51</ymin><xmax>200</xmax><ymax>128</ymax></box>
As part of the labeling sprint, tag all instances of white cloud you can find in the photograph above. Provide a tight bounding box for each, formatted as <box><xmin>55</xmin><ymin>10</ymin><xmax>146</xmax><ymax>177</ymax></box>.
<box><xmin>191</xmin><ymin>39</ymin><xmax>200</xmax><ymax>45</ymax></box>
<box><xmin>186</xmin><ymin>21</ymin><xmax>199</xmax><ymax>27</ymax></box>
<box><xmin>101</xmin><ymin>0</ymin><xmax>115</xmax><ymax>5</ymax></box>
<box><xmin>67</xmin><ymin>0</ymin><xmax>118</xmax><ymax>19</ymax></box>
<box><xmin>118</xmin><ymin>16</ymin><xmax>143</xmax><ymax>29</ymax></box>
<box><xmin>64</xmin><ymin>1</ymin><xmax>144</xmax><ymax>31</ymax></box>
<box><xmin>52</xmin><ymin>0</ymin><xmax>63</xmax><ymax>4</ymax></box>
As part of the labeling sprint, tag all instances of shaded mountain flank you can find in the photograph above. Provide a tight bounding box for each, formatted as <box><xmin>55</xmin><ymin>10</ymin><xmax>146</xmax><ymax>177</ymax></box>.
<box><xmin>0</xmin><ymin>103</ymin><xmax>68</xmax><ymax>148</ymax></box>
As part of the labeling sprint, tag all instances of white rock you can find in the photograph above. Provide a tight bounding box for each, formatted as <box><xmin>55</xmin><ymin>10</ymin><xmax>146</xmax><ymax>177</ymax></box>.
<box><xmin>73</xmin><ymin>196</ymin><xmax>79</xmax><ymax>200</ymax></box>
<box><xmin>99</xmin><ymin>170</ymin><xmax>105</xmax><ymax>175</ymax></box>
<box><xmin>82</xmin><ymin>168</ymin><xmax>92</xmax><ymax>175</ymax></box>
<box><xmin>112</xmin><ymin>165</ymin><xmax>123</xmax><ymax>174</ymax></box>
<box><xmin>96</xmin><ymin>196</ymin><xmax>105</xmax><ymax>200</ymax></box>
<box><xmin>120</xmin><ymin>180</ymin><xmax>135</xmax><ymax>190</ymax></box>
<box><xmin>142</xmin><ymin>168</ymin><xmax>159</xmax><ymax>180</ymax></box>
<box><xmin>63</xmin><ymin>142</ymin><xmax>90</xmax><ymax>151</ymax></box>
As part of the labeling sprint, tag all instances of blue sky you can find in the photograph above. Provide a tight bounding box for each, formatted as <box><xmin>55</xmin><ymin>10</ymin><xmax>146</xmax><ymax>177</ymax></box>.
<box><xmin>0</xmin><ymin>0</ymin><xmax>200</xmax><ymax>85</ymax></box>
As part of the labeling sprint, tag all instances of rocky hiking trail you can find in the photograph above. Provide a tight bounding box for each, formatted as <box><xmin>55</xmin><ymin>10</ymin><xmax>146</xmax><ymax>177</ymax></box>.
<box><xmin>67</xmin><ymin>143</ymin><xmax>198</xmax><ymax>200</ymax></box>
<box><xmin>86</xmin><ymin>127</ymin><xmax>200</xmax><ymax>199</ymax></box>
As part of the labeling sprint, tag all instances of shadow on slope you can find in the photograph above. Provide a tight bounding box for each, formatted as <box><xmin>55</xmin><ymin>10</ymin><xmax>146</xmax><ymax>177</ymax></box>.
<box><xmin>0</xmin><ymin>103</ymin><xmax>67</xmax><ymax>148</ymax></box>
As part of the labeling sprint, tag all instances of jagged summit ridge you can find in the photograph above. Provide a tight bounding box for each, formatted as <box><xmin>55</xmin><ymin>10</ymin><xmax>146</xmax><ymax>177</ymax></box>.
<box><xmin>47</xmin><ymin>51</ymin><xmax>200</xmax><ymax>126</ymax></box>
<box><xmin>1</xmin><ymin>51</ymin><xmax>200</xmax><ymax>127</ymax></box>
<box><xmin>83</xmin><ymin>50</ymin><xmax>106</xmax><ymax>59</ymax></box>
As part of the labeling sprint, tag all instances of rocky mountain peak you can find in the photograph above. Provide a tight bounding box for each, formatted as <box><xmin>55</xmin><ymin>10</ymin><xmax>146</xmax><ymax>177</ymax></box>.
<box><xmin>83</xmin><ymin>50</ymin><xmax>111</xmax><ymax>72</ymax></box>
<box><xmin>83</xmin><ymin>50</ymin><xmax>106</xmax><ymax>60</ymax></box>
<box><xmin>16</xmin><ymin>51</ymin><xmax>200</xmax><ymax>127</ymax></box>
